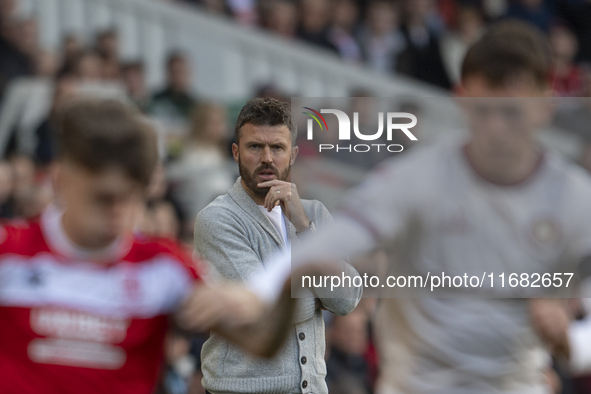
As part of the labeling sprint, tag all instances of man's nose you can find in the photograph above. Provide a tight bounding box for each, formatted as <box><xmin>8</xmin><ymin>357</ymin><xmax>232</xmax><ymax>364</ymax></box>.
<box><xmin>261</xmin><ymin>146</ymin><xmax>273</xmax><ymax>163</ymax></box>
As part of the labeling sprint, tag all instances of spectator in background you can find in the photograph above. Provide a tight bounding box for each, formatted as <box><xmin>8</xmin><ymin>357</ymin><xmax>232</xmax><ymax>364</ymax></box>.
<box><xmin>149</xmin><ymin>52</ymin><xmax>197</xmax><ymax>129</ymax></box>
<box><xmin>505</xmin><ymin>0</ymin><xmax>552</xmax><ymax>33</ymax></box>
<box><xmin>261</xmin><ymin>0</ymin><xmax>298</xmax><ymax>38</ymax></box>
<box><xmin>438</xmin><ymin>0</ymin><xmax>460</xmax><ymax>29</ymax></box>
<box><xmin>2</xmin><ymin>16</ymin><xmax>55</xmax><ymax>81</ymax></box>
<box><xmin>297</xmin><ymin>0</ymin><xmax>338</xmax><ymax>52</ymax></box>
<box><xmin>5</xmin><ymin>153</ymin><xmax>52</xmax><ymax>219</ymax></box>
<box><xmin>0</xmin><ymin>16</ymin><xmax>58</xmax><ymax>91</ymax></box>
<box><xmin>549</xmin><ymin>23</ymin><xmax>584</xmax><ymax>97</ymax></box>
<box><xmin>146</xmin><ymin>163</ymin><xmax>169</xmax><ymax>204</ymax></box>
<box><xmin>122</xmin><ymin>61</ymin><xmax>150</xmax><ymax>111</ymax></box>
<box><xmin>168</xmin><ymin>102</ymin><xmax>234</xmax><ymax>221</ymax></box>
<box><xmin>12</xmin><ymin>180</ymin><xmax>52</xmax><ymax>219</ymax></box>
<box><xmin>142</xmin><ymin>200</ymin><xmax>182</xmax><ymax>241</ymax></box>
<box><xmin>61</xmin><ymin>34</ymin><xmax>83</xmax><ymax>66</ymax></box>
<box><xmin>557</xmin><ymin>0</ymin><xmax>591</xmax><ymax>63</ymax></box>
<box><xmin>0</xmin><ymin>4</ymin><xmax>33</xmax><ymax>96</ymax></box>
<box><xmin>482</xmin><ymin>0</ymin><xmax>510</xmax><ymax>20</ymax></box>
<box><xmin>0</xmin><ymin>0</ymin><xmax>14</xmax><ymax>20</ymax></box>
<box><xmin>154</xmin><ymin>330</ymin><xmax>196</xmax><ymax>394</ymax></box>
<box><xmin>396</xmin><ymin>0</ymin><xmax>452</xmax><ymax>90</ymax></box>
<box><xmin>326</xmin><ymin>311</ymin><xmax>372</xmax><ymax>394</ymax></box>
<box><xmin>95</xmin><ymin>29</ymin><xmax>121</xmax><ymax>80</ymax></box>
<box><xmin>553</xmin><ymin>69</ymin><xmax>591</xmax><ymax>172</ymax></box>
<box><xmin>34</xmin><ymin>71</ymin><xmax>80</xmax><ymax>165</ymax></box>
<box><xmin>34</xmin><ymin>49</ymin><xmax>59</xmax><ymax>78</ymax></box>
<box><xmin>71</xmin><ymin>50</ymin><xmax>104</xmax><ymax>82</ymax></box>
<box><xmin>96</xmin><ymin>28</ymin><xmax>118</xmax><ymax>60</ymax></box>
<box><xmin>440</xmin><ymin>4</ymin><xmax>485</xmax><ymax>85</ymax></box>
<box><xmin>10</xmin><ymin>154</ymin><xmax>35</xmax><ymax>198</ymax></box>
<box><xmin>0</xmin><ymin>160</ymin><xmax>15</xmax><ymax>218</ymax></box>
<box><xmin>13</xmin><ymin>17</ymin><xmax>39</xmax><ymax>58</ymax></box>
<box><xmin>143</xmin><ymin>163</ymin><xmax>189</xmax><ymax>241</ymax></box>
<box><xmin>329</xmin><ymin>0</ymin><xmax>362</xmax><ymax>63</ymax></box>
<box><xmin>357</xmin><ymin>0</ymin><xmax>406</xmax><ymax>73</ymax></box>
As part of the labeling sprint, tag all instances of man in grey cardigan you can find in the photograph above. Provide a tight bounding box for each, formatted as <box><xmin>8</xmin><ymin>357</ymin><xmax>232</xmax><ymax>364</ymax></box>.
<box><xmin>194</xmin><ymin>98</ymin><xmax>362</xmax><ymax>394</ymax></box>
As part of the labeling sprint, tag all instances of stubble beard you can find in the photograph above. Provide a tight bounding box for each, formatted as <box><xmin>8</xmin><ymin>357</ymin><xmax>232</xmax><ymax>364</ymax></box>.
<box><xmin>239</xmin><ymin>159</ymin><xmax>291</xmax><ymax>198</ymax></box>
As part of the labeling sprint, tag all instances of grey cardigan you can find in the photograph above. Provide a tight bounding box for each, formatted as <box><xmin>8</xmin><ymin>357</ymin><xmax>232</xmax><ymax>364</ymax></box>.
<box><xmin>194</xmin><ymin>178</ymin><xmax>362</xmax><ymax>394</ymax></box>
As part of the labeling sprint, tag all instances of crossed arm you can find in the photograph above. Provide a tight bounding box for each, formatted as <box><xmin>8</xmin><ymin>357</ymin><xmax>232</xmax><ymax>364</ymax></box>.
<box><xmin>175</xmin><ymin>258</ymin><xmax>350</xmax><ymax>358</ymax></box>
<box><xmin>176</xmin><ymin>278</ymin><xmax>297</xmax><ymax>358</ymax></box>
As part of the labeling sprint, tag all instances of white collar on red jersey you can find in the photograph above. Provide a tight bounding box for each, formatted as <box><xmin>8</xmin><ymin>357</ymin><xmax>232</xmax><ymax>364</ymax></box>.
<box><xmin>40</xmin><ymin>204</ymin><xmax>133</xmax><ymax>263</ymax></box>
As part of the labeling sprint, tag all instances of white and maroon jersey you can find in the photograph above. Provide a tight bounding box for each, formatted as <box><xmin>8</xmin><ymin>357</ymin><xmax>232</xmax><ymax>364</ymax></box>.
<box><xmin>339</xmin><ymin>139</ymin><xmax>591</xmax><ymax>393</ymax></box>
<box><xmin>0</xmin><ymin>206</ymin><xmax>200</xmax><ymax>394</ymax></box>
<box><xmin>254</xmin><ymin>137</ymin><xmax>591</xmax><ymax>393</ymax></box>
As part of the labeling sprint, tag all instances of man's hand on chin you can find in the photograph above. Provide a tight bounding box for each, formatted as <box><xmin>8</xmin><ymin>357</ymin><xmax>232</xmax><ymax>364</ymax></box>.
<box><xmin>258</xmin><ymin>180</ymin><xmax>310</xmax><ymax>233</ymax></box>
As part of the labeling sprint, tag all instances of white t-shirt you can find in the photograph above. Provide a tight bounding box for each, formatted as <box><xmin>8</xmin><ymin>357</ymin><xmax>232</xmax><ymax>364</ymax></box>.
<box><xmin>258</xmin><ymin>205</ymin><xmax>289</xmax><ymax>246</ymax></box>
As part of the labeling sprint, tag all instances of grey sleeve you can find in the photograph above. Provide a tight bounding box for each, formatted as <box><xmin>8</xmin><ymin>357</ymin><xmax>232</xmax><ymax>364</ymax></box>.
<box><xmin>315</xmin><ymin>261</ymin><xmax>363</xmax><ymax>316</ymax></box>
<box><xmin>296</xmin><ymin>200</ymin><xmax>333</xmax><ymax>240</ymax></box>
<box><xmin>194</xmin><ymin>207</ymin><xmax>263</xmax><ymax>282</ymax></box>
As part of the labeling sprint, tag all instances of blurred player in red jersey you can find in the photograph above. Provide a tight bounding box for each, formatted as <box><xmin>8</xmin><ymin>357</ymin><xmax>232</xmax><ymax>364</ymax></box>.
<box><xmin>0</xmin><ymin>98</ymin><xmax>293</xmax><ymax>394</ymax></box>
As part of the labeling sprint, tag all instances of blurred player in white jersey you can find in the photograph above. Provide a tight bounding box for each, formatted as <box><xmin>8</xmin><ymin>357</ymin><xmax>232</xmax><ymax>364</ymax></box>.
<box><xmin>225</xmin><ymin>20</ymin><xmax>591</xmax><ymax>393</ymax></box>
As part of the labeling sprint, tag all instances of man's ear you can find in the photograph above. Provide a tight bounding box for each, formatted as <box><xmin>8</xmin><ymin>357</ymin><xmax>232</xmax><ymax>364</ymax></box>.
<box><xmin>232</xmin><ymin>143</ymin><xmax>239</xmax><ymax>163</ymax></box>
<box><xmin>290</xmin><ymin>146</ymin><xmax>299</xmax><ymax>165</ymax></box>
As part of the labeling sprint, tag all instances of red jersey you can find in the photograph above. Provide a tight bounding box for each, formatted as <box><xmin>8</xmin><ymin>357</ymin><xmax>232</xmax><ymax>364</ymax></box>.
<box><xmin>0</xmin><ymin>206</ymin><xmax>200</xmax><ymax>394</ymax></box>
<box><xmin>550</xmin><ymin>65</ymin><xmax>584</xmax><ymax>97</ymax></box>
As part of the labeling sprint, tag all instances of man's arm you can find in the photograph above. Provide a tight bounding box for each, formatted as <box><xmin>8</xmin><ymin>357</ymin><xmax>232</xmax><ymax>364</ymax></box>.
<box><xmin>177</xmin><ymin>260</ymin><xmax>347</xmax><ymax>358</ymax></box>
<box><xmin>292</xmin><ymin>200</ymin><xmax>363</xmax><ymax>315</ymax></box>
<box><xmin>177</xmin><ymin>280</ymin><xmax>296</xmax><ymax>358</ymax></box>
<box><xmin>312</xmin><ymin>261</ymin><xmax>363</xmax><ymax>316</ymax></box>
<box><xmin>530</xmin><ymin>257</ymin><xmax>591</xmax><ymax>374</ymax></box>
<box><xmin>247</xmin><ymin>215</ymin><xmax>376</xmax><ymax>304</ymax></box>
<box><xmin>529</xmin><ymin>299</ymin><xmax>572</xmax><ymax>359</ymax></box>
<box><xmin>533</xmin><ymin>182</ymin><xmax>591</xmax><ymax>374</ymax></box>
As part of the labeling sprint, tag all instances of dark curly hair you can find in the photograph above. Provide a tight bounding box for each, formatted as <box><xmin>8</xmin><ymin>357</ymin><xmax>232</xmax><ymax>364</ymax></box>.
<box><xmin>461</xmin><ymin>20</ymin><xmax>551</xmax><ymax>89</ymax></box>
<box><xmin>234</xmin><ymin>97</ymin><xmax>296</xmax><ymax>146</ymax></box>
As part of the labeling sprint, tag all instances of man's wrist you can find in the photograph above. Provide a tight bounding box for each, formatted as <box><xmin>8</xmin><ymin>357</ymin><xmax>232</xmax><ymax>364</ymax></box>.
<box><xmin>295</xmin><ymin>220</ymin><xmax>312</xmax><ymax>233</ymax></box>
<box><xmin>292</xmin><ymin>210</ymin><xmax>311</xmax><ymax>233</ymax></box>
<box><xmin>296</xmin><ymin>221</ymin><xmax>316</xmax><ymax>237</ymax></box>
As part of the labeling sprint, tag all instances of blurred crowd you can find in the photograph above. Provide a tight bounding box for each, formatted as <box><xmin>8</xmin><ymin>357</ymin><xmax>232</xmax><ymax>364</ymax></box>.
<box><xmin>2</xmin><ymin>0</ymin><xmax>591</xmax><ymax>394</ymax></box>
<box><xmin>165</xmin><ymin>0</ymin><xmax>591</xmax><ymax>94</ymax></box>
<box><xmin>0</xmin><ymin>0</ymin><xmax>384</xmax><ymax>392</ymax></box>
<box><xmin>0</xmin><ymin>0</ymin><xmax>240</xmax><ymax>245</ymax></box>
